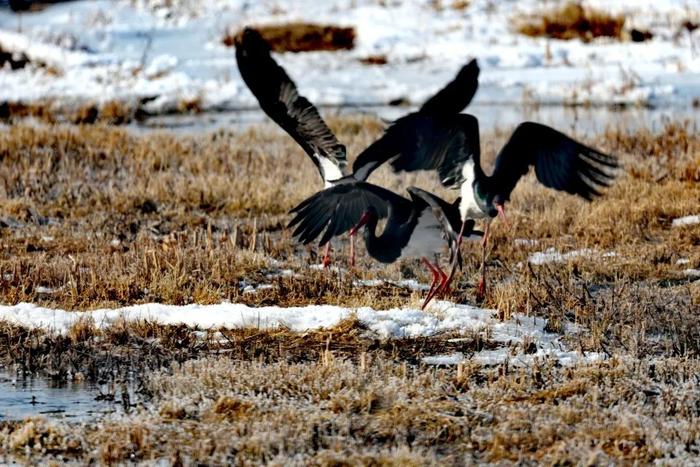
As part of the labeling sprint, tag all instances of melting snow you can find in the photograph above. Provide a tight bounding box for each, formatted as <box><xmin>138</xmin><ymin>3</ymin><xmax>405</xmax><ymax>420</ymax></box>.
<box><xmin>683</xmin><ymin>269</ymin><xmax>700</xmax><ymax>278</ymax></box>
<box><xmin>672</xmin><ymin>215</ymin><xmax>700</xmax><ymax>227</ymax></box>
<box><xmin>0</xmin><ymin>0</ymin><xmax>698</xmax><ymax>113</ymax></box>
<box><xmin>514</xmin><ymin>238</ymin><xmax>539</xmax><ymax>247</ymax></box>
<box><xmin>528</xmin><ymin>248</ymin><xmax>617</xmax><ymax>265</ymax></box>
<box><xmin>0</xmin><ymin>300</ymin><xmax>603</xmax><ymax>366</ymax></box>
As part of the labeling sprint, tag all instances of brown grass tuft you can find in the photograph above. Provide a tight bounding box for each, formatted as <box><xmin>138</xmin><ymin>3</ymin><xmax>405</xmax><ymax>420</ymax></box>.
<box><xmin>210</xmin><ymin>396</ymin><xmax>254</xmax><ymax>421</ymax></box>
<box><xmin>224</xmin><ymin>23</ymin><xmax>356</xmax><ymax>53</ymax></box>
<box><xmin>515</xmin><ymin>2</ymin><xmax>625</xmax><ymax>42</ymax></box>
<box><xmin>360</xmin><ymin>54</ymin><xmax>389</xmax><ymax>65</ymax></box>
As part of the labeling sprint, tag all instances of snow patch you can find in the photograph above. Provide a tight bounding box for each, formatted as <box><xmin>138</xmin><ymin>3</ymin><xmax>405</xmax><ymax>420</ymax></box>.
<box><xmin>0</xmin><ymin>0</ymin><xmax>699</xmax><ymax>112</ymax></box>
<box><xmin>672</xmin><ymin>215</ymin><xmax>700</xmax><ymax>227</ymax></box>
<box><xmin>0</xmin><ymin>300</ymin><xmax>603</xmax><ymax>366</ymax></box>
<box><xmin>683</xmin><ymin>269</ymin><xmax>700</xmax><ymax>278</ymax></box>
<box><xmin>528</xmin><ymin>248</ymin><xmax>617</xmax><ymax>265</ymax></box>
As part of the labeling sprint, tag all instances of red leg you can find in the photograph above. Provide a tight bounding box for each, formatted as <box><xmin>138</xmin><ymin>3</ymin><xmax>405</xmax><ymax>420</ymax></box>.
<box><xmin>349</xmin><ymin>233</ymin><xmax>355</xmax><ymax>267</ymax></box>
<box><xmin>476</xmin><ymin>275</ymin><xmax>486</xmax><ymax>301</ymax></box>
<box><xmin>481</xmin><ymin>221</ymin><xmax>490</xmax><ymax>247</ymax></box>
<box><xmin>421</xmin><ymin>258</ymin><xmax>442</xmax><ymax>310</ymax></box>
<box><xmin>441</xmin><ymin>220</ymin><xmax>466</xmax><ymax>296</ymax></box>
<box><xmin>322</xmin><ymin>243</ymin><xmax>331</xmax><ymax>268</ymax></box>
<box><xmin>436</xmin><ymin>264</ymin><xmax>451</xmax><ymax>297</ymax></box>
<box><xmin>421</xmin><ymin>258</ymin><xmax>447</xmax><ymax>310</ymax></box>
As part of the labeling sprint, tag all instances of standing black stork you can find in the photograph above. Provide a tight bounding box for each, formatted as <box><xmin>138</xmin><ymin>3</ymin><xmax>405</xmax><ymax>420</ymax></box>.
<box><xmin>234</xmin><ymin>26</ymin><xmax>480</xmax><ymax>267</ymax></box>
<box><xmin>289</xmin><ymin>181</ymin><xmax>481</xmax><ymax>309</ymax></box>
<box><xmin>347</xmin><ymin>113</ymin><xmax>619</xmax><ymax>298</ymax></box>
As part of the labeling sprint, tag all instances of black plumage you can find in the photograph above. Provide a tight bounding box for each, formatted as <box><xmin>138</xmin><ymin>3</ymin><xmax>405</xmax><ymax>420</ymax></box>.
<box><xmin>235</xmin><ymin>27</ymin><xmax>348</xmax><ymax>185</ymax></box>
<box><xmin>351</xmin><ymin>113</ymin><xmax>617</xmax><ymax>221</ymax></box>
<box><xmin>419</xmin><ymin>59</ymin><xmax>480</xmax><ymax>116</ymax></box>
<box><xmin>288</xmin><ymin>181</ymin><xmax>481</xmax><ymax>308</ymax></box>
<box><xmin>349</xmin><ymin>113</ymin><xmax>617</xmax><ymax>300</ymax></box>
<box><xmin>236</xmin><ymin>26</ymin><xmax>481</xmax><ymax>188</ymax></box>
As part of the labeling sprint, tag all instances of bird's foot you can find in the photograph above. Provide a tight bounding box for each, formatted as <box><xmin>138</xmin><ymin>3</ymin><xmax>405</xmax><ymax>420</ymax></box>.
<box><xmin>322</xmin><ymin>254</ymin><xmax>332</xmax><ymax>269</ymax></box>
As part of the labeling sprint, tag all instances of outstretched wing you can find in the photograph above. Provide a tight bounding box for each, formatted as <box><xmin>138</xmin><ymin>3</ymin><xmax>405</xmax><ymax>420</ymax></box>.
<box><xmin>288</xmin><ymin>181</ymin><xmax>412</xmax><ymax>246</ymax></box>
<box><xmin>489</xmin><ymin>122</ymin><xmax>618</xmax><ymax>202</ymax></box>
<box><xmin>407</xmin><ymin>187</ymin><xmax>481</xmax><ymax>267</ymax></box>
<box><xmin>419</xmin><ymin>59</ymin><xmax>480</xmax><ymax>116</ymax></box>
<box><xmin>352</xmin><ymin>113</ymin><xmax>480</xmax><ymax>188</ymax></box>
<box><xmin>235</xmin><ymin>27</ymin><xmax>347</xmax><ymax>184</ymax></box>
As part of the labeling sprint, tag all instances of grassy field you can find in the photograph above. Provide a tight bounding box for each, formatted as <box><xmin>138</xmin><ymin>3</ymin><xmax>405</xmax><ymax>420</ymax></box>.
<box><xmin>0</xmin><ymin>116</ymin><xmax>699</xmax><ymax>464</ymax></box>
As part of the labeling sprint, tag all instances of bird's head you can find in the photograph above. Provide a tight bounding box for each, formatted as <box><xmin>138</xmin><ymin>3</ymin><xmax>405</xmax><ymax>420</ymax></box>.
<box><xmin>488</xmin><ymin>194</ymin><xmax>510</xmax><ymax>229</ymax></box>
<box><xmin>349</xmin><ymin>208</ymin><xmax>378</xmax><ymax>236</ymax></box>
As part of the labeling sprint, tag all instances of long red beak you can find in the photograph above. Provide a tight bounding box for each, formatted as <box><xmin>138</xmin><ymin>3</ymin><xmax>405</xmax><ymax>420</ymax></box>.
<box><xmin>349</xmin><ymin>211</ymin><xmax>372</xmax><ymax>236</ymax></box>
<box><xmin>496</xmin><ymin>203</ymin><xmax>510</xmax><ymax>230</ymax></box>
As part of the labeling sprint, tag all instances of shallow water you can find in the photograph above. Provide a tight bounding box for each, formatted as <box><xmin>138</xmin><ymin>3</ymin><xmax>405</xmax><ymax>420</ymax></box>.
<box><xmin>133</xmin><ymin>103</ymin><xmax>700</xmax><ymax>135</ymax></box>
<box><xmin>0</xmin><ymin>369</ymin><xmax>138</xmax><ymax>421</ymax></box>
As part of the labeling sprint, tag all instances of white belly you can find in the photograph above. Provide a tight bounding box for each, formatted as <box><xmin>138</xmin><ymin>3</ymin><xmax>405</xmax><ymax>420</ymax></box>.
<box><xmin>318</xmin><ymin>155</ymin><xmax>344</xmax><ymax>187</ymax></box>
<box><xmin>458</xmin><ymin>160</ymin><xmax>488</xmax><ymax>219</ymax></box>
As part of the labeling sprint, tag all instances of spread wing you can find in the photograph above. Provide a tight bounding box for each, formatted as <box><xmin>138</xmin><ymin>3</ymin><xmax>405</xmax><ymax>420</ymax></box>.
<box><xmin>489</xmin><ymin>122</ymin><xmax>618</xmax><ymax>202</ymax></box>
<box><xmin>419</xmin><ymin>59</ymin><xmax>480</xmax><ymax>115</ymax></box>
<box><xmin>288</xmin><ymin>181</ymin><xmax>412</xmax><ymax>246</ymax></box>
<box><xmin>351</xmin><ymin>113</ymin><xmax>480</xmax><ymax>188</ymax></box>
<box><xmin>235</xmin><ymin>27</ymin><xmax>347</xmax><ymax>184</ymax></box>
<box><xmin>407</xmin><ymin>187</ymin><xmax>481</xmax><ymax>267</ymax></box>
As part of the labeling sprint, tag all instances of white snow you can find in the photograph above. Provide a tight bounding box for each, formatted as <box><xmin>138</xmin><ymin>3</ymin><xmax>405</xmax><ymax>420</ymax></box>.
<box><xmin>0</xmin><ymin>0</ymin><xmax>698</xmax><ymax>114</ymax></box>
<box><xmin>676</xmin><ymin>258</ymin><xmax>690</xmax><ymax>265</ymax></box>
<box><xmin>528</xmin><ymin>248</ymin><xmax>617</xmax><ymax>265</ymax></box>
<box><xmin>683</xmin><ymin>269</ymin><xmax>700</xmax><ymax>278</ymax></box>
<box><xmin>514</xmin><ymin>238</ymin><xmax>539</xmax><ymax>247</ymax></box>
<box><xmin>671</xmin><ymin>215</ymin><xmax>700</xmax><ymax>227</ymax></box>
<box><xmin>0</xmin><ymin>300</ymin><xmax>603</xmax><ymax>366</ymax></box>
<box><xmin>422</xmin><ymin>353</ymin><xmax>464</xmax><ymax>365</ymax></box>
<box><xmin>35</xmin><ymin>286</ymin><xmax>63</xmax><ymax>294</ymax></box>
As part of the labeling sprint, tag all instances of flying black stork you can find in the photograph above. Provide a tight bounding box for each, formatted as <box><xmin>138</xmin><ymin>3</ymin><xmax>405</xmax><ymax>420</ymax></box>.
<box><xmin>234</xmin><ymin>26</ymin><xmax>480</xmax><ymax>267</ymax></box>
<box><xmin>289</xmin><ymin>181</ymin><xmax>482</xmax><ymax>309</ymax></box>
<box><xmin>347</xmin><ymin>114</ymin><xmax>619</xmax><ymax>298</ymax></box>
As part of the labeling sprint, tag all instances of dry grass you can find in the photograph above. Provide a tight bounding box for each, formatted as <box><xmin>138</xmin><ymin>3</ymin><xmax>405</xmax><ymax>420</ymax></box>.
<box><xmin>0</xmin><ymin>115</ymin><xmax>699</xmax><ymax>463</ymax></box>
<box><xmin>0</xmin><ymin>99</ymin><xmax>145</xmax><ymax>125</ymax></box>
<box><xmin>515</xmin><ymin>2</ymin><xmax>626</xmax><ymax>42</ymax></box>
<box><xmin>0</xmin><ymin>117</ymin><xmax>698</xmax><ymax>355</ymax></box>
<box><xmin>223</xmin><ymin>23</ymin><xmax>356</xmax><ymax>53</ymax></box>
<box><xmin>2</xmin><ymin>357</ymin><xmax>699</xmax><ymax>464</ymax></box>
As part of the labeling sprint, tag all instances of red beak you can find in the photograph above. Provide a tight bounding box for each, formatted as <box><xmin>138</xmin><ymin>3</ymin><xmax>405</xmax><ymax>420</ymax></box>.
<box><xmin>349</xmin><ymin>211</ymin><xmax>372</xmax><ymax>236</ymax></box>
<box><xmin>496</xmin><ymin>203</ymin><xmax>510</xmax><ymax>230</ymax></box>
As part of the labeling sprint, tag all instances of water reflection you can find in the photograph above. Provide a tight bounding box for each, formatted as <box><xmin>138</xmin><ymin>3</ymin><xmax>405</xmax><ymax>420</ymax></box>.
<box><xmin>134</xmin><ymin>103</ymin><xmax>700</xmax><ymax>135</ymax></box>
<box><xmin>0</xmin><ymin>369</ymin><xmax>139</xmax><ymax>421</ymax></box>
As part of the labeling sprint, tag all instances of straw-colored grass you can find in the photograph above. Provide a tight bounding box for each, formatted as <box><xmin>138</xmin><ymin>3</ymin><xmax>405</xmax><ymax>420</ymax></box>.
<box><xmin>515</xmin><ymin>2</ymin><xmax>626</xmax><ymax>42</ymax></box>
<box><xmin>0</xmin><ymin>115</ymin><xmax>699</xmax><ymax>463</ymax></box>
<box><xmin>1</xmin><ymin>356</ymin><xmax>699</xmax><ymax>464</ymax></box>
<box><xmin>223</xmin><ymin>23</ymin><xmax>356</xmax><ymax>52</ymax></box>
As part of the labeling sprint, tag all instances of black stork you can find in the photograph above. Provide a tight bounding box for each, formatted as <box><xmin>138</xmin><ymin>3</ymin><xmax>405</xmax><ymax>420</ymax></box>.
<box><xmin>234</xmin><ymin>26</ymin><xmax>480</xmax><ymax>267</ymax></box>
<box><xmin>289</xmin><ymin>181</ymin><xmax>482</xmax><ymax>309</ymax></box>
<box><xmin>347</xmin><ymin>113</ymin><xmax>619</xmax><ymax>298</ymax></box>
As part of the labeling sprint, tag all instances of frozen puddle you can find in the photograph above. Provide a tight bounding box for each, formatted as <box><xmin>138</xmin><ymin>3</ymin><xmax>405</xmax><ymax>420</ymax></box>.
<box><xmin>0</xmin><ymin>301</ymin><xmax>601</xmax><ymax>367</ymax></box>
<box><xmin>0</xmin><ymin>369</ymin><xmax>134</xmax><ymax>421</ymax></box>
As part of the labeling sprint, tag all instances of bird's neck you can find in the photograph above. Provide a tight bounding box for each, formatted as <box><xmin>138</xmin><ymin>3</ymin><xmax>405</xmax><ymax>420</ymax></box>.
<box><xmin>363</xmin><ymin>220</ymin><xmax>403</xmax><ymax>263</ymax></box>
<box><xmin>459</xmin><ymin>161</ymin><xmax>492</xmax><ymax>219</ymax></box>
